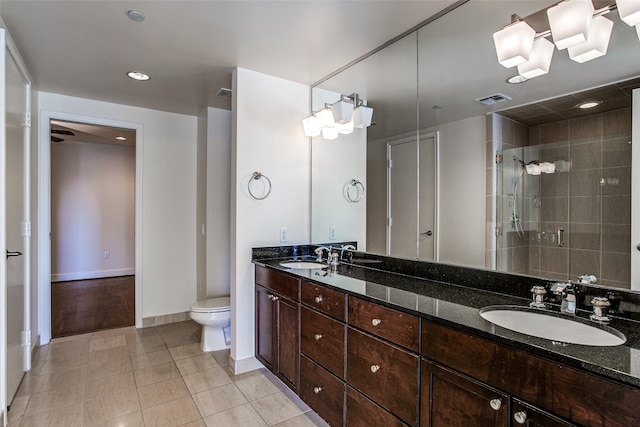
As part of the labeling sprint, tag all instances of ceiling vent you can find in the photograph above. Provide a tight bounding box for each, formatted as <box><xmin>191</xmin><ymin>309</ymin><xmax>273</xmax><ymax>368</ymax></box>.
<box><xmin>475</xmin><ymin>93</ymin><xmax>512</xmax><ymax>106</ymax></box>
<box><xmin>217</xmin><ymin>88</ymin><xmax>232</xmax><ymax>98</ymax></box>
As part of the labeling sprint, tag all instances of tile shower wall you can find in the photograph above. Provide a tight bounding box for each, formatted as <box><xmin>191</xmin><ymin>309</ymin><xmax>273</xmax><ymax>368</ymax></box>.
<box><xmin>488</xmin><ymin>109</ymin><xmax>632</xmax><ymax>289</ymax></box>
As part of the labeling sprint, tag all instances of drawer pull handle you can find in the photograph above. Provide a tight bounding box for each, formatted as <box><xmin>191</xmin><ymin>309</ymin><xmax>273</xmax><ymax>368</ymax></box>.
<box><xmin>313</xmin><ymin>386</ymin><xmax>323</xmax><ymax>394</ymax></box>
<box><xmin>371</xmin><ymin>318</ymin><xmax>382</xmax><ymax>326</ymax></box>
<box><xmin>314</xmin><ymin>296</ymin><xmax>323</xmax><ymax>304</ymax></box>
<box><xmin>489</xmin><ymin>398</ymin><xmax>502</xmax><ymax>411</ymax></box>
<box><xmin>314</xmin><ymin>334</ymin><xmax>323</xmax><ymax>341</ymax></box>
<box><xmin>269</xmin><ymin>295</ymin><xmax>279</xmax><ymax>301</ymax></box>
<box><xmin>513</xmin><ymin>411</ymin><xmax>528</xmax><ymax>424</ymax></box>
<box><xmin>370</xmin><ymin>364</ymin><xmax>381</xmax><ymax>373</ymax></box>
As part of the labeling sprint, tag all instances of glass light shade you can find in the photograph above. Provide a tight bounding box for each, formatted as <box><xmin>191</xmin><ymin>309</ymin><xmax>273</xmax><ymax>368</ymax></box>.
<box><xmin>316</xmin><ymin>108</ymin><xmax>335</xmax><ymax>129</ymax></box>
<box><xmin>547</xmin><ymin>0</ymin><xmax>594</xmax><ymax>50</ymax></box>
<box><xmin>493</xmin><ymin>20</ymin><xmax>536</xmax><ymax>68</ymax></box>
<box><xmin>336</xmin><ymin>120</ymin><xmax>354</xmax><ymax>135</ymax></box>
<box><xmin>517</xmin><ymin>37</ymin><xmax>554</xmax><ymax>78</ymax></box>
<box><xmin>302</xmin><ymin>115</ymin><xmax>321</xmax><ymax>137</ymax></box>
<box><xmin>321</xmin><ymin>127</ymin><xmax>339</xmax><ymax>140</ymax></box>
<box><xmin>637</xmin><ymin>24</ymin><xmax>640</xmax><ymax>41</ymax></box>
<box><xmin>331</xmin><ymin>99</ymin><xmax>354</xmax><ymax>124</ymax></box>
<box><xmin>568</xmin><ymin>15</ymin><xmax>613</xmax><ymax>63</ymax></box>
<box><xmin>617</xmin><ymin>0</ymin><xmax>640</xmax><ymax>26</ymax></box>
<box><xmin>353</xmin><ymin>105</ymin><xmax>374</xmax><ymax>128</ymax></box>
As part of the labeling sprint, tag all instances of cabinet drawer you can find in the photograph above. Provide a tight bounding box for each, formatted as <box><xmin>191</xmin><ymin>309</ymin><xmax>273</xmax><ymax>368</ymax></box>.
<box><xmin>255</xmin><ymin>265</ymin><xmax>299</xmax><ymax>301</ymax></box>
<box><xmin>512</xmin><ymin>399</ymin><xmax>578</xmax><ymax>427</ymax></box>
<box><xmin>348</xmin><ymin>296</ymin><xmax>419</xmax><ymax>352</ymax></box>
<box><xmin>422</xmin><ymin>319</ymin><xmax>640</xmax><ymax>427</ymax></box>
<box><xmin>300</xmin><ymin>355</ymin><xmax>344</xmax><ymax>427</ymax></box>
<box><xmin>346</xmin><ymin>386</ymin><xmax>408</xmax><ymax>427</ymax></box>
<box><xmin>301</xmin><ymin>306</ymin><xmax>345</xmax><ymax>379</ymax></box>
<box><xmin>301</xmin><ymin>280</ymin><xmax>346</xmax><ymax>321</ymax></box>
<box><xmin>347</xmin><ymin>327</ymin><xmax>419</xmax><ymax>426</ymax></box>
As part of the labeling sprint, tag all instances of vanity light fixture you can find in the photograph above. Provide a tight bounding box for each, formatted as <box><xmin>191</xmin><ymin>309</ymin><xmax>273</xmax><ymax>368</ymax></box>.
<box><xmin>493</xmin><ymin>0</ymin><xmax>623</xmax><ymax>80</ymax></box>
<box><xmin>302</xmin><ymin>93</ymin><xmax>373</xmax><ymax>140</ymax></box>
<box><xmin>127</xmin><ymin>71</ymin><xmax>150</xmax><ymax>81</ymax></box>
<box><xmin>493</xmin><ymin>20</ymin><xmax>536</xmax><ymax>68</ymax></box>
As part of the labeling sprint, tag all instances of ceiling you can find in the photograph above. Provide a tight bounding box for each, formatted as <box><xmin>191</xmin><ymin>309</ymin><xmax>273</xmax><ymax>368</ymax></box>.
<box><xmin>0</xmin><ymin>0</ymin><xmax>460</xmax><ymax>116</ymax></box>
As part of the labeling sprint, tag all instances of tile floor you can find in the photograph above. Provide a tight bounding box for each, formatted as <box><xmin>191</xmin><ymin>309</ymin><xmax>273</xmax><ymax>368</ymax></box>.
<box><xmin>7</xmin><ymin>320</ymin><xmax>329</xmax><ymax>427</ymax></box>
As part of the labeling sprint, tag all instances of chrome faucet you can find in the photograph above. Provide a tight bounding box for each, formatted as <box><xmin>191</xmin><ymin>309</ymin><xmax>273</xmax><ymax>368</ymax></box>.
<box><xmin>314</xmin><ymin>246</ymin><xmax>331</xmax><ymax>263</ymax></box>
<box><xmin>551</xmin><ymin>282</ymin><xmax>577</xmax><ymax>315</ymax></box>
<box><xmin>340</xmin><ymin>244</ymin><xmax>356</xmax><ymax>262</ymax></box>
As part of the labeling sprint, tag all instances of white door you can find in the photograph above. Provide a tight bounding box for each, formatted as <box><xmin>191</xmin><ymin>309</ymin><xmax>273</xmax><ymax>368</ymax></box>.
<box><xmin>4</xmin><ymin>32</ymin><xmax>29</xmax><ymax>405</ymax></box>
<box><xmin>387</xmin><ymin>133</ymin><xmax>438</xmax><ymax>260</ymax></box>
<box><xmin>632</xmin><ymin>89</ymin><xmax>640</xmax><ymax>290</ymax></box>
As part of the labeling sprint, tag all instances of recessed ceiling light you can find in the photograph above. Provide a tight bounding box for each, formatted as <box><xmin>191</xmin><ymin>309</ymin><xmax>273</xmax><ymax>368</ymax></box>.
<box><xmin>127</xmin><ymin>71</ymin><xmax>150</xmax><ymax>81</ymax></box>
<box><xmin>115</xmin><ymin>136</ymin><xmax>127</xmax><ymax>141</ymax></box>
<box><xmin>127</xmin><ymin>10</ymin><xmax>145</xmax><ymax>22</ymax></box>
<box><xmin>507</xmin><ymin>75</ymin><xmax>528</xmax><ymax>84</ymax></box>
<box><xmin>578</xmin><ymin>101</ymin><xmax>601</xmax><ymax>109</ymax></box>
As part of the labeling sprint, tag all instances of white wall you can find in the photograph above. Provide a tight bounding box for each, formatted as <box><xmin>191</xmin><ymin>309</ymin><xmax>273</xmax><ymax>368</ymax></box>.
<box><xmin>206</xmin><ymin>107</ymin><xmax>231</xmax><ymax>297</ymax></box>
<box><xmin>38</xmin><ymin>92</ymin><xmax>198</xmax><ymax>320</ymax></box>
<box><xmin>231</xmin><ymin>68</ymin><xmax>310</xmax><ymax>372</ymax></box>
<box><xmin>51</xmin><ymin>141</ymin><xmax>135</xmax><ymax>281</ymax></box>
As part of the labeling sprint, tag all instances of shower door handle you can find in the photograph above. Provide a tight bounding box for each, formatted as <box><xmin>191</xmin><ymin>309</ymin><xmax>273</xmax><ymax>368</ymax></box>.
<box><xmin>557</xmin><ymin>228</ymin><xmax>565</xmax><ymax>247</ymax></box>
<box><xmin>421</xmin><ymin>230</ymin><xmax>433</xmax><ymax>236</ymax></box>
<box><xmin>6</xmin><ymin>249</ymin><xmax>23</xmax><ymax>259</ymax></box>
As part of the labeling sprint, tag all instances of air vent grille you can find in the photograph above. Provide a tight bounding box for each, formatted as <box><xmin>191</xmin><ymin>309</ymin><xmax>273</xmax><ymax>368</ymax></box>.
<box><xmin>475</xmin><ymin>93</ymin><xmax>512</xmax><ymax>106</ymax></box>
<box><xmin>217</xmin><ymin>88</ymin><xmax>232</xmax><ymax>98</ymax></box>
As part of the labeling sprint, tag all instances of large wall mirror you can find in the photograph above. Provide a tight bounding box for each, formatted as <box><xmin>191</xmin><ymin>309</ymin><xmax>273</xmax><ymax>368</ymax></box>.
<box><xmin>311</xmin><ymin>0</ymin><xmax>640</xmax><ymax>290</ymax></box>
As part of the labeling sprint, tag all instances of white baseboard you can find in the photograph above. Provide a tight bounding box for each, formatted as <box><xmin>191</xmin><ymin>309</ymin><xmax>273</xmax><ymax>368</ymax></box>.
<box><xmin>230</xmin><ymin>355</ymin><xmax>264</xmax><ymax>375</ymax></box>
<box><xmin>51</xmin><ymin>268</ymin><xmax>135</xmax><ymax>282</ymax></box>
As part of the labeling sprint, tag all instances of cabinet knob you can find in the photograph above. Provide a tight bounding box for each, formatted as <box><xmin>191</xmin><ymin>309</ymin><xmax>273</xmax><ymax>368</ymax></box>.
<box><xmin>370</xmin><ymin>364</ymin><xmax>381</xmax><ymax>373</ymax></box>
<box><xmin>313</xmin><ymin>386</ymin><xmax>323</xmax><ymax>394</ymax></box>
<box><xmin>314</xmin><ymin>334</ymin><xmax>323</xmax><ymax>341</ymax></box>
<box><xmin>371</xmin><ymin>318</ymin><xmax>382</xmax><ymax>326</ymax></box>
<box><xmin>269</xmin><ymin>295</ymin><xmax>279</xmax><ymax>301</ymax></box>
<box><xmin>489</xmin><ymin>398</ymin><xmax>502</xmax><ymax>411</ymax></box>
<box><xmin>513</xmin><ymin>411</ymin><xmax>528</xmax><ymax>424</ymax></box>
<box><xmin>314</xmin><ymin>296</ymin><xmax>323</xmax><ymax>304</ymax></box>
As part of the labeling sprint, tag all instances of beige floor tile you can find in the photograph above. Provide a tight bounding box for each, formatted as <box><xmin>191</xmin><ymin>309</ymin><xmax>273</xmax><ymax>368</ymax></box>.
<box><xmin>47</xmin><ymin>336</ymin><xmax>91</xmax><ymax>360</ymax></box>
<box><xmin>88</xmin><ymin>345</ymin><xmax>131</xmax><ymax>365</ymax></box>
<box><xmin>141</xmin><ymin>395</ymin><xmax>201</xmax><ymax>427</ymax></box>
<box><xmin>133</xmin><ymin>361</ymin><xmax>181</xmax><ymax>387</ymax></box>
<box><xmin>19</xmin><ymin>402</ymin><xmax>84</xmax><ymax>427</ymax></box>
<box><xmin>126</xmin><ymin>335</ymin><xmax>167</xmax><ymax>355</ymax></box>
<box><xmin>24</xmin><ymin>381</ymin><xmax>85</xmax><ymax>416</ymax></box>
<box><xmin>233</xmin><ymin>370</ymin><xmax>283</xmax><ymax>402</ymax></box>
<box><xmin>90</xmin><ymin>410</ymin><xmax>144</xmax><ymax>427</ymax></box>
<box><xmin>192</xmin><ymin>383</ymin><xmax>248</xmax><ymax>417</ymax></box>
<box><xmin>175</xmin><ymin>353</ymin><xmax>219</xmax><ymax>376</ymax></box>
<box><xmin>91</xmin><ymin>327</ymin><xmax>136</xmax><ymax>340</ymax></box>
<box><xmin>40</xmin><ymin>352</ymin><xmax>90</xmax><ymax>375</ymax></box>
<box><xmin>85</xmin><ymin>371</ymin><xmax>136</xmax><ymax>401</ymax></box>
<box><xmin>211</xmin><ymin>349</ymin><xmax>230</xmax><ymax>367</ymax></box>
<box><xmin>137</xmin><ymin>377</ymin><xmax>190</xmax><ymax>409</ymax></box>
<box><xmin>169</xmin><ymin>343</ymin><xmax>206</xmax><ymax>361</ymax></box>
<box><xmin>84</xmin><ymin>387</ymin><xmax>140</xmax><ymax>425</ymax></box>
<box><xmin>130</xmin><ymin>348</ymin><xmax>173</xmax><ymax>370</ymax></box>
<box><xmin>273</xmin><ymin>412</ymin><xmax>329</xmax><ymax>427</ymax></box>
<box><xmin>87</xmin><ymin>357</ymin><xmax>133</xmax><ymax>380</ymax></box>
<box><xmin>203</xmin><ymin>403</ymin><xmax>268</xmax><ymax>427</ymax></box>
<box><xmin>181</xmin><ymin>420</ymin><xmax>207</xmax><ymax>427</ymax></box>
<box><xmin>14</xmin><ymin>372</ymin><xmax>36</xmax><ymax>397</ymax></box>
<box><xmin>182</xmin><ymin>367</ymin><xmax>232</xmax><ymax>394</ymax></box>
<box><xmin>7</xmin><ymin>395</ymin><xmax>29</xmax><ymax>420</ymax></box>
<box><xmin>250</xmin><ymin>392</ymin><xmax>304</xmax><ymax>426</ymax></box>
<box><xmin>33</xmin><ymin>365</ymin><xmax>88</xmax><ymax>393</ymax></box>
<box><xmin>89</xmin><ymin>335</ymin><xmax>127</xmax><ymax>352</ymax></box>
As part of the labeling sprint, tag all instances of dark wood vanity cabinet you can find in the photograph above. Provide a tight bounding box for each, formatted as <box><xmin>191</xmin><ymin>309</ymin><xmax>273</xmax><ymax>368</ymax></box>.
<box><xmin>255</xmin><ymin>266</ymin><xmax>299</xmax><ymax>391</ymax></box>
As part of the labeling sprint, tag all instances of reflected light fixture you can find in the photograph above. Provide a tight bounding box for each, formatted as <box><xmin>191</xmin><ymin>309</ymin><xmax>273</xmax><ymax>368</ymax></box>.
<box><xmin>302</xmin><ymin>93</ymin><xmax>373</xmax><ymax>140</ymax></box>
<box><xmin>493</xmin><ymin>0</ymin><xmax>623</xmax><ymax>81</ymax></box>
<box><xmin>493</xmin><ymin>20</ymin><xmax>536</xmax><ymax>67</ymax></box>
<box><xmin>115</xmin><ymin>136</ymin><xmax>127</xmax><ymax>141</ymax></box>
<box><xmin>127</xmin><ymin>71</ymin><xmax>150</xmax><ymax>81</ymax></box>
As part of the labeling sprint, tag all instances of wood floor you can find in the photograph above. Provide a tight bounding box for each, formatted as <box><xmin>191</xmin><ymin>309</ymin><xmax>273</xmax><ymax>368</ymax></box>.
<box><xmin>51</xmin><ymin>275</ymin><xmax>135</xmax><ymax>338</ymax></box>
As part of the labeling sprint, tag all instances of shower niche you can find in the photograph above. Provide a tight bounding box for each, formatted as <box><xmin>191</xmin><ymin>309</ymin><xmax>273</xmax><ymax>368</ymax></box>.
<box><xmin>494</xmin><ymin>108</ymin><xmax>632</xmax><ymax>289</ymax></box>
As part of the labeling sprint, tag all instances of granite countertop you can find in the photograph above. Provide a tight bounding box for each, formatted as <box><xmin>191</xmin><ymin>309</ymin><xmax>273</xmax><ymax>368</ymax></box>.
<box><xmin>253</xmin><ymin>251</ymin><xmax>640</xmax><ymax>390</ymax></box>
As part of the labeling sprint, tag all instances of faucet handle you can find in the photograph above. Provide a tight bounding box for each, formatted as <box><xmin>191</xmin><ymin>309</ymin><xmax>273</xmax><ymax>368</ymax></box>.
<box><xmin>529</xmin><ymin>286</ymin><xmax>547</xmax><ymax>308</ymax></box>
<box><xmin>590</xmin><ymin>296</ymin><xmax>611</xmax><ymax>324</ymax></box>
<box><xmin>579</xmin><ymin>274</ymin><xmax>597</xmax><ymax>284</ymax></box>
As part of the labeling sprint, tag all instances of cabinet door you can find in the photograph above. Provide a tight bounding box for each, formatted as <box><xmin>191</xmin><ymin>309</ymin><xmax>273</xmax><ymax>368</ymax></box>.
<box><xmin>512</xmin><ymin>399</ymin><xmax>578</xmax><ymax>427</ymax></box>
<box><xmin>421</xmin><ymin>360</ymin><xmax>509</xmax><ymax>427</ymax></box>
<box><xmin>276</xmin><ymin>296</ymin><xmax>299</xmax><ymax>391</ymax></box>
<box><xmin>255</xmin><ymin>285</ymin><xmax>275</xmax><ymax>370</ymax></box>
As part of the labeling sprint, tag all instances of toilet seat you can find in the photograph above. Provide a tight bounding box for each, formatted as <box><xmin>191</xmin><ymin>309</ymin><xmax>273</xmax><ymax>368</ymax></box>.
<box><xmin>190</xmin><ymin>297</ymin><xmax>231</xmax><ymax>313</ymax></box>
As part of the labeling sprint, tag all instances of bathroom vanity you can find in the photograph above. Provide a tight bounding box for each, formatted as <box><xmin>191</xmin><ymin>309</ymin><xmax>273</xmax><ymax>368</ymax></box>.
<box><xmin>253</xmin><ymin>248</ymin><xmax>640</xmax><ymax>426</ymax></box>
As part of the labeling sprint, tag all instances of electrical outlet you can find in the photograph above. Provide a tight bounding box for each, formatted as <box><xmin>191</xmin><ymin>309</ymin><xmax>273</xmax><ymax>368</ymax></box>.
<box><xmin>280</xmin><ymin>227</ymin><xmax>288</xmax><ymax>242</ymax></box>
<box><xmin>329</xmin><ymin>226</ymin><xmax>336</xmax><ymax>240</ymax></box>
<box><xmin>103</xmin><ymin>251</ymin><xmax>110</xmax><ymax>259</ymax></box>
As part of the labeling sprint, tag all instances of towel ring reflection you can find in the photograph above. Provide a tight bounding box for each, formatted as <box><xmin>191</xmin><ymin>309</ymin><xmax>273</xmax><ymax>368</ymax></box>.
<box><xmin>248</xmin><ymin>172</ymin><xmax>272</xmax><ymax>200</ymax></box>
<box><xmin>344</xmin><ymin>179</ymin><xmax>365</xmax><ymax>203</ymax></box>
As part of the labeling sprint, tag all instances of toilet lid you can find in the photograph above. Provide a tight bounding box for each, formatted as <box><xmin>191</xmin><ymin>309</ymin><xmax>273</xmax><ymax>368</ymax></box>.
<box><xmin>190</xmin><ymin>297</ymin><xmax>231</xmax><ymax>313</ymax></box>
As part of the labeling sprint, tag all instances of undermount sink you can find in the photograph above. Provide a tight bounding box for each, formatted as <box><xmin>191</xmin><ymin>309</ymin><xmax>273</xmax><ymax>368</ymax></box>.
<box><xmin>279</xmin><ymin>261</ymin><xmax>328</xmax><ymax>270</ymax></box>
<box><xmin>479</xmin><ymin>305</ymin><xmax>626</xmax><ymax>347</ymax></box>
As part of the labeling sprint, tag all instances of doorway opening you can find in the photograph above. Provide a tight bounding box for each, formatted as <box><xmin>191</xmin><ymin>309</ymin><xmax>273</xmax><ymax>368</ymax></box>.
<box><xmin>49</xmin><ymin>120</ymin><xmax>136</xmax><ymax>337</ymax></box>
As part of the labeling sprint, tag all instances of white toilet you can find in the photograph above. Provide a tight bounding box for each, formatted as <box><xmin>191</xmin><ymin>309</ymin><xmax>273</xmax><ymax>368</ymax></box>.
<box><xmin>189</xmin><ymin>297</ymin><xmax>231</xmax><ymax>352</ymax></box>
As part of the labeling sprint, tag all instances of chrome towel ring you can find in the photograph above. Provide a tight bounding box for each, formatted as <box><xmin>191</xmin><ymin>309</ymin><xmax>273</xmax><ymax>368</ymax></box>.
<box><xmin>344</xmin><ymin>179</ymin><xmax>365</xmax><ymax>203</ymax></box>
<box><xmin>248</xmin><ymin>172</ymin><xmax>272</xmax><ymax>200</ymax></box>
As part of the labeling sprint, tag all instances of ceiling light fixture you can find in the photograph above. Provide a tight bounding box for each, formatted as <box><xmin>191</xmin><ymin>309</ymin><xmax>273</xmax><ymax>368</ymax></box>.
<box><xmin>578</xmin><ymin>101</ymin><xmax>602</xmax><ymax>108</ymax></box>
<box><xmin>493</xmin><ymin>0</ymin><xmax>623</xmax><ymax>80</ymax></box>
<box><xmin>127</xmin><ymin>10</ymin><xmax>145</xmax><ymax>22</ymax></box>
<box><xmin>302</xmin><ymin>93</ymin><xmax>373</xmax><ymax>140</ymax></box>
<box><xmin>507</xmin><ymin>75</ymin><xmax>529</xmax><ymax>84</ymax></box>
<box><xmin>115</xmin><ymin>136</ymin><xmax>127</xmax><ymax>141</ymax></box>
<box><xmin>127</xmin><ymin>71</ymin><xmax>150</xmax><ymax>81</ymax></box>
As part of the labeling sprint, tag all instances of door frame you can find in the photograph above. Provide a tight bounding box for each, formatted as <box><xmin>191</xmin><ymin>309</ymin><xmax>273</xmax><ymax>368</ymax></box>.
<box><xmin>38</xmin><ymin>112</ymin><xmax>144</xmax><ymax>344</ymax></box>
